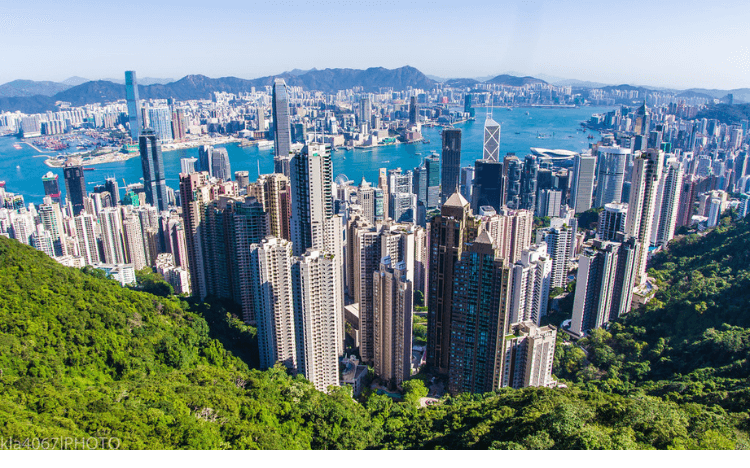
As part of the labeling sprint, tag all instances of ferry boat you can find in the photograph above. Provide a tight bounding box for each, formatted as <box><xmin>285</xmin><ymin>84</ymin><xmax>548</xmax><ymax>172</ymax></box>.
<box><xmin>13</xmin><ymin>143</ymin><xmax>22</xmax><ymax>150</ymax></box>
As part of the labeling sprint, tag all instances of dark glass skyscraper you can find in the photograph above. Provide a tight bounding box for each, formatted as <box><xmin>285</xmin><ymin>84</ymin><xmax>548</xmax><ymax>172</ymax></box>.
<box><xmin>519</xmin><ymin>155</ymin><xmax>538</xmax><ymax>211</ymax></box>
<box><xmin>139</xmin><ymin>128</ymin><xmax>169</xmax><ymax>211</ymax></box>
<box><xmin>41</xmin><ymin>171</ymin><xmax>61</xmax><ymax>203</ymax></box>
<box><xmin>448</xmin><ymin>231</ymin><xmax>510</xmax><ymax>394</ymax></box>
<box><xmin>63</xmin><ymin>162</ymin><xmax>86</xmax><ymax>216</ymax></box>
<box><xmin>471</xmin><ymin>159</ymin><xmax>503</xmax><ymax>212</ymax></box>
<box><xmin>125</xmin><ymin>71</ymin><xmax>142</xmax><ymax>140</ymax></box>
<box><xmin>427</xmin><ymin>192</ymin><xmax>480</xmax><ymax>375</ymax></box>
<box><xmin>272</xmin><ymin>79</ymin><xmax>292</xmax><ymax>176</ymax></box>
<box><xmin>441</xmin><ymin>129</ymin><xmax>462</xmax><ymax>203</ymax></box>
<box><xmin>503</xmin><ymin>155</ymin><xmax>522</xmax><ymax>209</ymax></box>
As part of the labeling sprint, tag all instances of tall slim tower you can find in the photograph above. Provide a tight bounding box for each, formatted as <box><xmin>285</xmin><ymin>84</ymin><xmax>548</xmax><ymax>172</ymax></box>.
<box><xmin>293</xmin><ymin>249</ymin><xmax>343</xmax><ymax>392</ymax></box>
<box><xmin>290</xmin><ymin>142</ymin><xmax>334</xmax><ymax>257</ymax></box>
<box><xmin>483</xmin><ymin>114</ymin><xmax>501</xmax><ymax>162</ymax></box>
<box><xmin>147</xmin><ymin>107</ymin><xmax>173</xmax><ymax>142</ymax></box>
<box><xmin>139</xmin><ymin>128</ymin><xmax>169</xmax><ymax>211</ymax></box>
<box><xmin>441</xmin><ymin>129</ymin><xmax>462</xmax><ymax>203</ymax></box>
<box><xmin>125</xmin><ymin>70</ymin><xmax>142</xmax><ymax>140</ymax></box>
<box><xmin>427</xmin><ymin>192</ymin><xmax>480</xmax><ymax>374</ymax></box>
<box><xmin>571</xmin><ymin>153</ymin><xmax>597</xmax><ymax>213</ymax></box>
<box><xmin>626</xmin><ymin>149</ymin><xmax>664</xmax><ymax>285</ymax></box>
<box><xmin>272</xmin><ymin>79</ymin><xmax>292</xmax><ymax>176</ymax></box>
<box><xmin>250</xmin><ymin>238</ymin><xmax>298</xmax><ymax>371</ymax></box>
<box><xmin>594</xmin><ymin>146</ymin><xmax>629</xmax><ymax>207</ymax></box>
<box><xmin>650</xmin><ymin>158</ymin><xmax>683</xmax><ymax>248</ymax></box>
<box><xmin>63</xmin><ymin>162</ymin><xmax>86</xmax><ymax>216</ymax></box>
<box><xmin>448</xmin><ymin>231</ymin><xmax>510</xmax><ymax>395</ymax></box>
<box><xmin>210</xmin><ymin>148</ymin><xmax>232</xmax><ymax>182</ymax></box>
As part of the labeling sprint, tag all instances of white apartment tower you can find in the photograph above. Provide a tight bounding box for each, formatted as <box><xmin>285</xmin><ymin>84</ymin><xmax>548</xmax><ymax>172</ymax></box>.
<box><xmin>293</xmin><ymin>249</ymin><xmax>342</xmax><ymax>392</ymax></box>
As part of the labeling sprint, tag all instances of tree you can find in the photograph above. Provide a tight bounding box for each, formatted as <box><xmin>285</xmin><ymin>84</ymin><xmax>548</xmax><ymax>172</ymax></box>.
<box><xmin>401</xmin><ymin>379</ymin><xmax>428</xmax><ymax>406</ymax></box>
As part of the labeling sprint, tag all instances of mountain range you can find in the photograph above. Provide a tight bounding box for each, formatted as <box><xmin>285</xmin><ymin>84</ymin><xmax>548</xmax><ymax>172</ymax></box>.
<box><xmin>1</xmin><ymin>66</ymin><xmax>749</xmax><ymax>114</ymax></box>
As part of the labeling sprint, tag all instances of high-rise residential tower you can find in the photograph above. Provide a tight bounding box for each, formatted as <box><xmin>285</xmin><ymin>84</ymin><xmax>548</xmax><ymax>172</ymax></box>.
<box><xmin>625</xmin><ymin>149</ymin><xmax>664</xmax><ymax>285</ymax></box>
<box><xmin>373</xmin><ymin>257</ymin><xmax>413</xmax><ymax>388</ymax></box>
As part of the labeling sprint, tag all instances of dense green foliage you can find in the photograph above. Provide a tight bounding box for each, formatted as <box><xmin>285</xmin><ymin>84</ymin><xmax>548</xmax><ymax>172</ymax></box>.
<box><xmin>553</xmin><ymin>215</ymin><xmax>750</xmax><ymax>445</ymax></box>
<box><xmin>1</xmin><ymin>221</ymin><xmax>749</xmax><ymax>449</ymax></box>
<box><xmin>695</xmin><ymin>103</ymin><xmax>750</xmax><ymax>126</ymax></box>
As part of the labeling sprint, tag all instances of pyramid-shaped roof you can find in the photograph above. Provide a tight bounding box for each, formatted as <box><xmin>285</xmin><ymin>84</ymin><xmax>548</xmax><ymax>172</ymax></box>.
<box><xmin>444</xmin><ymin>191</ymin><xmax>469</xmax><ymax>208</ymax></box>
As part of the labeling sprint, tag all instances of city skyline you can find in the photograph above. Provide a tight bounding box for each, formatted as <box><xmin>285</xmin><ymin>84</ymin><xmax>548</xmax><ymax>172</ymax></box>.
<box><xmin>2</xmin><ymin>1</ymin><xmax>749</xmax><ymax>90</ymax></box>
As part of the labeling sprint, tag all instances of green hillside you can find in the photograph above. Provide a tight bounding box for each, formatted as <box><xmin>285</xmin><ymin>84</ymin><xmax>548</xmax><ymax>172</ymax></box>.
<box><xmin>0</xmin><ymin>221</ymin><xmax>748</xmax><ymax>449</ymax></box>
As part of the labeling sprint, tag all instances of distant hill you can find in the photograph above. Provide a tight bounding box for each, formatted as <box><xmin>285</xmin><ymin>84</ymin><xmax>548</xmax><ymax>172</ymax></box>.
<box><xmin>61</xmin><ymin>76</ymin><xmax>90</xmax><ymax>86</ymax></box>
<box><xmin>484</xmin><ymin>74</ymin><xmax>547</xmax><ymax>86</ymax></box>
<box><xmin>556</xmin><ymin>79</ymin><xmax>612</xmax><ymax>89</ymax></box>
<box><xmin>0</xmin><ymin>66</ymin><xmax>437</xmax><ymax>113</ymax></box>
<box><xmin>0</xmin><ymin>79</ymin><xmax>71</xmax><ymax>98</ymax></box>
<box><xmin>676</xmin><ymin>90</ymin><xmax>716</xmax><ymax>100</ymax></box>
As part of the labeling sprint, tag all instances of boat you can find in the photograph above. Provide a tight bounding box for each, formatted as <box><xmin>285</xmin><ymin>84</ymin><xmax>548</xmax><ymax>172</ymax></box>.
<box><xmin>514</xmin><ymin>132</ymin><xmax>521</xmax><ymax>135</ymax></box>
<box><xmin>525</xmin><ymin>111</ymin><xmax>530</xmax><ymax>115</ymax></box>
<box><xmin>587</xmin><ymin>135</ymin><xmax>594</xmax><ymax>139</ymax></box>
<box><xmin>13</xmin><ymin>143</ymin><xmax>21</xmax><ymax>150</ymax></box>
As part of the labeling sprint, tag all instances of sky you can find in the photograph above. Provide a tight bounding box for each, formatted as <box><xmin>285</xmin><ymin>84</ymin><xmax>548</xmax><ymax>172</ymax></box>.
<box><xmin>2</xmin><ymin>0</ymin><xmax>750</xmax><ymax>90</ymax></box>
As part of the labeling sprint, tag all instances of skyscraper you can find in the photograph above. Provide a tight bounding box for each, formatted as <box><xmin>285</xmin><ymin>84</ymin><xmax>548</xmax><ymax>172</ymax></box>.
<box><xmin>408</xmin><ymin>96</ymin><xmax>419</xmax><ymax>126</ymax></box>
<box><xmin>292</xmin><ymin>249</ymin><xmax>343</xmax><ymax>392</ymax></box>
<box><xmin>63</xmin><ymin>162</ymin><xmax>86</xmax><ymax>216</ymax></box>
<box><xmin>359</xmin><ymin>95</ymin><xmax>371</xmax><ymax>133</ymax></box>
<box><xmin>598</xmin><ymin>202</ymin><xmax>628</xmax><ymax>241</ymax></box>
<box><xmin>272</xmin><ymin>79</ymin><xmax>292</xmax><ymax>176</ymax></box>
<box><xmin>250</xmin><ymin>237</ymin><xmax>298</xmax><ymax>371</ymax></box>
<box><xmin>180</xmin><ymin>158</ymin><xmax>198</xmax><ymax>175</ymax></box>
<box><xmin>74</xmin><ymin>213</ymin><xmax>100</xmax><ymax>265</ymax></box>
<box><xmin>139</xmin><ymin>128</ymin><xmax>169</xmax><ymax>211</ymax></box>
<box><xmin>625</xmin><ymin>149</ymin><xmax>664</xmax><ymax>285</ymax></box>
<box><xmin>104</xmin><ymin>178</ymin><xmax>120</xmax><ymax>206</ymax></box>
<box><xmin>650</xmin><ymin>158</ymin><xmax>683</xmax><ymax>248</ymax></box>
<box><xmin>290</xmin><ymin>142</ymin><xmax>334</xmax><ymax>257</ymax></box>
<box><xmin>211</xmin><ymin>148</ymin><xmax>232</xmax><ymax>182</ymax></box>
<box><xmin>594</xmin><ymin>145</ymin><xmax>629</xmax><ymax>207</ymax></box>
<box><xmin>125</xmin><ymin>70</ymin><xmax>142</xmax><ymax>140</ymax></box>
<box><xmin>471</xmin><ymin>159</ymin><xmax>504</xmax><ymax>213</ymax></box>
<box><xmin>536</xmin><ymin>216</ymin><xmax>577</xmax><ymax>288</ymax></box>
<box><xmin>519</xmin><ymin>155</ymin><xmax>538</xmax><ymax>211</ymax></box>
<box><xmin>147</xmin><ymin>107</ymin><xmax>173</xmax><ymax>142</ymax></box>
<box><xmin>427</xmin><ymin>192</ymin><xmax>480</xmax><ymax>375</ymax></box>
<box><xmin>502</xmin><ymin>322</ymin><xmax>557</xmax><ymax>389</ymax></box>
<box><xmin>503</xmin><ymin>155</ymin><xmax>522</xmax><ymax>209</ymax></box>
<box><xmin>441</xmin><ymin>129</ymin><xmax>462</xmax><ymax>203</ymax></box>
<box><xmin>41</xmin><ymin>172</ymin><xmax>61</xmax><ymax>204</ymax></box>
<box><xmin>448</xmin><ymin>231</ymin><xmax>510</xmax><ymax>394</ymax></box>
<box><xmin>571</xmin><ymin>153</ymin><xmax>597</xmax><ymax>213</ymax></box>
<box><xmin>483</xmin><ymin>114</ymin><xmax>500</xmax><ymax>162</ymax></box>
<box><xmin>508</xmin><ymin>243</ymin><xmax>552</xmax><ymax>325</ymax></box>
<box><xmin>248</xmin><ymin>172</ymin><xmax>291</xmax><ymax>241</ymax></box>
<box><xmin>198</xmin><ymin>145</ymin><xmax>213</xmax><ymax>175</ymax></box>
<box><xmin>570</xmin><ymin>236</ymin><xmax>639</xmax><ymax>336</ymax></box>
<box><xmin>372</xmin><ymin>257</ymin><xmax>413</xmax><ymax>388</ymax></box>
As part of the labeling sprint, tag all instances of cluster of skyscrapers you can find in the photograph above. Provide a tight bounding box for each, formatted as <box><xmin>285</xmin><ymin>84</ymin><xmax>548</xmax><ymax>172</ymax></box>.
<box><xmin>3</xmin><ymin>69</ymin><xmax>749</xmax><ymax>398</ymax></box>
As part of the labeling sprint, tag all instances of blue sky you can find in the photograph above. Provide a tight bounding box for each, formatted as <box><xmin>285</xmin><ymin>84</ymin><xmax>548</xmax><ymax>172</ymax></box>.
<box><xmin>2</xmin><ymin>0</ymin><xmax>749</xmax><ymax>89</ymax></box>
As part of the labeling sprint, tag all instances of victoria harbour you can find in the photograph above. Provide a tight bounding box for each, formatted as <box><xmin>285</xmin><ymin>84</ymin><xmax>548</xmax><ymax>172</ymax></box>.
<box><xmin>0</xmin><ymin>106</ymin><xmax>612</xmax><ymax>204</ymax></box>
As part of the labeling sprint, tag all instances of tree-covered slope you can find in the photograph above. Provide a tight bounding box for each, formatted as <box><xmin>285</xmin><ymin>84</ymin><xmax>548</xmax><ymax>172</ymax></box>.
<box><xmin>0</xmin><ymin>231</ymin><xmax>748</xmax><ymax>450</ymax></box>
<box><xmin>0</xmin><ymin>236</ymin><xmax>376</xmax><ymax>449</ymax></box>
<box><xmin>555</xmin><ymin>214</ymin><xmax>750</xmax><ymax>422</ymax></box>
